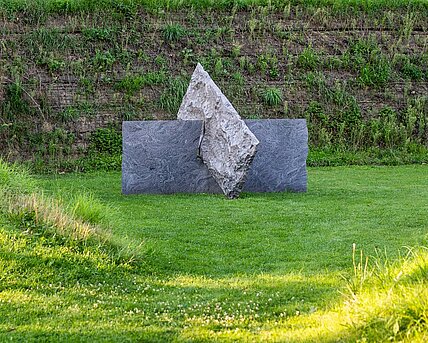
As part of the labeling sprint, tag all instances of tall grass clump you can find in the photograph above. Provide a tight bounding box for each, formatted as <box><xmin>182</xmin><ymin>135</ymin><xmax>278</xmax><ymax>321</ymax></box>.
<box><xmin>163</xmin><ymin>23</ymin><xmax>186</xmax><ymax>42</ymax></box>
<box><xmin>159</xmin><ymin>76</ymin><xmax>188</xmax><ymax>114</ymax></box>
<box><xmin>341</xmin><ymin>246</ymin><xmax>428</xmax><ymax>342</ymax></box>
<box><xmin>70</xmin><ymin>192</ymin><xmax>110</xmax><ymax>225</ymax></box>
<box><xmin>263</xmin><ymin>87</ymin><xmax>283</xmax><ymax>106</ymax></box>
<box><xmin>0</xmin><ymin>158</ymin><xmax>37</xmax><ymax>194</ymax></box>
<box><xmin>0</xmin><ymin>158</ymin><xmax>138</xmax><ymax>263</ymax></box>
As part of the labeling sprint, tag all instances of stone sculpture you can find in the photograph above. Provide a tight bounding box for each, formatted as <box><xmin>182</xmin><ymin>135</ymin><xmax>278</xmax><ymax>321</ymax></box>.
<box><xmin>122</xmin><ymin>119</ymin><xmax>308</xmax><ymax>195</ymax></box>
<box><xmin>122</xmin><ymin>63</ymin><xmax>309</xmax><ymax>197</ymax></box>
<box><xmin>177</xmin><ymin>63</ymin><xmax>259</xmax><ymax>198</ymax></box>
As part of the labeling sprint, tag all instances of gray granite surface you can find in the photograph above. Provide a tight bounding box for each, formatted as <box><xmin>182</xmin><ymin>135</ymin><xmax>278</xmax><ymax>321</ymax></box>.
<box><xmin>122</xmin><ymin>120</ymin><xmax>221</xmax><ymax>194</ymax></box>
<box><xmin>122</xmin><ymin>119</ymin><xmax>308</xmax><ymax>195</ymax></box>
<box><xmin>244</xmin><ymin>119</ymin><xmax>308</xmax><ymax>193</ymax></box>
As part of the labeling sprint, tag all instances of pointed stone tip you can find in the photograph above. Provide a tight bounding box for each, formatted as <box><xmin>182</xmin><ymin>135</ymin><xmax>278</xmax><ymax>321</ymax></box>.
<box><xmin>191</xmin><ymin>63</ymin><xmax>209</xmax><ymax>81</ymax></box>
<box><xmin>195</xmin><ymin>63</ymin><xmax>206</xmax><ymax>74</ymax></box>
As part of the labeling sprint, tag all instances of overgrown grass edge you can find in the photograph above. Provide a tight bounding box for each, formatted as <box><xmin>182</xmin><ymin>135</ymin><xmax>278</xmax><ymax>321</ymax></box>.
<box><xmin>0</xmin><ymin>158</ymin><xmax>142</xmax><ymax>265</ymax></box>
<box><xmin>1</xmin><ymin>0</ymin><xmax>427</xmax><ymax>14</ymax></box>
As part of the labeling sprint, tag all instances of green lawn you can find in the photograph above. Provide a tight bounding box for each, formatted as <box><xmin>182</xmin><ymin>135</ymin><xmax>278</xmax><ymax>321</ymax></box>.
<box><xmin>39</xmin><ymin>166</ymin><xmax>428</xmax><ymax>276</ymax></box>
<box><xmin>1</xmin><ymin>165</ymin><xmax>427</xmax><ymax>341</ymax></box>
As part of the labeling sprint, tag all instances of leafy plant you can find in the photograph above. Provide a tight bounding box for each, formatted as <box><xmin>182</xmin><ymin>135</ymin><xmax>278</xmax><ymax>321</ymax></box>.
<box><xmin>231</xmin><ymin>43</ymin><xmax>242</xmax><ymax>58</ymax></box>
<box><xmin>262</xmin><ymin>87</ymin><xmax>283</xmax><ymax>106</ymax></box>
<box><xmin>213</xmin><ymin>57</ymin><xmax>226</xmax><ymax>76</ymax></box>
<box><xmin>82</xmin><ymin>27</ymin><xmax>116</xmax><ymax>41</ymax></box>
<box><xmin>258</xmin><ymin>52</ymin><xmax>279</xmax><ymax>78</ymax></box>
<box><xmin>38</xmin><ymin>54</ymin><xmax>65</xmax><ymax>73</ymax></box>
<box><xmin>57</xmin><ymin>107</ymin><xmax>80</xmax><ymax>122</ymax></box>
<box><xmin>163</xmin><ymin>23</ymin><xmax>186</xmax><ymax>42</ymax></box>
<box><xmin>401</xmin><ymin>60</ymin><xmax>424</xmax><ymax>80</ymax></box>
<box><xmin>181</xmin><ymin>48</ymin><xmax>194</xmax><ymax>65</ymax></box>
<box><xmin>297</xmin><ymin>46</ymin><xmax>320</xmax><ymax>70</ymax></box>
<box><xmin>232</xmin><ymin>71</ymin><xmax>245</xmax><ymax>86</ymax></box>
<box><xmin>92</xmin><ymin>50</ymin><xmax>116</xmax><ymax>71</ymax></box>
<box><xmin>358</xmin><ymin>58</ymin><xmax>391</xmax><ymax>88</ymax></box>
<box><xmin>89</xmin><ymin>127</ymin><xmax>122</xmax><ymax>155</ymax></box>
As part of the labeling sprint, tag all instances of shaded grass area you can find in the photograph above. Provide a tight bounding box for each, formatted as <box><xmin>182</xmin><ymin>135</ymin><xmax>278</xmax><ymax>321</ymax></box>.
<box><xmin>39</xmin><ymin>166</ymin><xmax>428</xmax><ymax>276</ymax></box>
<box><xmin>1</xmin><ymin>164</ymin><xmax>427</xmax><ymax>341</ymax></box>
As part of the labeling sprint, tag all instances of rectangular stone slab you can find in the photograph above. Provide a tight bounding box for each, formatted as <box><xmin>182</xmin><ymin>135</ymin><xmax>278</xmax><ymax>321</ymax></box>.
<box><xmin>122</xmin><ymin>120</ymin><xmax>222</xmax><ymax>194</ymax></box>
<box><xmin>244</xmin><ymin>119</ymin><xmax>308</xmax><ymax>193</ymax></box>
<box><xmin>122</xmin><ymin>119</ymin><xmax>308</xmax><ymax>194</ymax></box>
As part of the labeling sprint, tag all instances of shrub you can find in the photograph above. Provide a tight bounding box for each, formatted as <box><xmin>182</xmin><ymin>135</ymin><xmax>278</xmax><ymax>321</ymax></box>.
<box><xmin>89</xmin><ymin>127</ymin><xmax>122</xmax><ymax>155</ymax></box>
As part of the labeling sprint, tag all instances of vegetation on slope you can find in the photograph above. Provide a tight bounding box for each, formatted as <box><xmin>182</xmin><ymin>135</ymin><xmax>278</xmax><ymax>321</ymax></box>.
<box><xmin>0</xmin><ymin>158</ymin><xmax>140</xmax><ymax>278</ymax></box>
<box><xmin>0</xmin><ymin>1</ymin><xmax>427</xmax><ymax>171</ymax></box>
<box><xmin>1</xmin><ymin>0</ymin><xmax>428</xmax><ymax>14</ymax></box>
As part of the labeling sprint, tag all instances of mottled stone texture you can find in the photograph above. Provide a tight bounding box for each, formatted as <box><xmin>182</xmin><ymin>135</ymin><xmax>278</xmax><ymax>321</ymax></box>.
<box><xmin>244</xmin><ymin>119</ymin><xmax>308</xmax><ymax>193</ymax></box>
<box><xmin>122</xmin><ymin>121</ymin><xmax>221</xmax><ymax>195</ymax></box>
<box><xmin>177</xmin><ymin>63</ymin><xmax>259</xmax><ymax>198</ymax></box>
<box><xmin>122</xmin><ymin>119</ymin><xmax>308</xmax><ymax>195</ymax></box>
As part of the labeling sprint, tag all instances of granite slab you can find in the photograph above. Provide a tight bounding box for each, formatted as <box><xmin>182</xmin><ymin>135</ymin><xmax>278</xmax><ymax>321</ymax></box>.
<box><xmin>244</xmin><ymin>119</ymin><xmax>308</xmax><ymax>193</ymax></box>
<box><xmin>122</xmin><ymin>119</ymin><xmax>308</xmax><ymax>195</ymax></box>
<box><xmin>122</xmin><ymin>120</ymin><xmax>221</xmax><ymax>194</ymax></box>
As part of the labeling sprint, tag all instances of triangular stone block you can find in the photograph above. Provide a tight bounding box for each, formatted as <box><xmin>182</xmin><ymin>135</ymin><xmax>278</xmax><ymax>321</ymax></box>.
<box><xmin>177</xmin><ymin>63</ymin><xmax>259</xmax><ymax>198</ymax></box>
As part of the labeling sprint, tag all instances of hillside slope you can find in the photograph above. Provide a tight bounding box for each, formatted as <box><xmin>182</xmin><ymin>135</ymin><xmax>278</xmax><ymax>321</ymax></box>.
<box><xmin>0</xmin><ymin>1</ymin><xmax>427</xmax><ymax>170</ymax></box>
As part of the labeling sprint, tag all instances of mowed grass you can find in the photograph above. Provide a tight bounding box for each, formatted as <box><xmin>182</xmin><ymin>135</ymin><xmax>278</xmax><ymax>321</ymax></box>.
<box><xmin>40</xmin><ymin>166</ymin><xmax>428</xmax><ymax>275</ymax></box>
<box><xmin>1</xmin><ymin>165</ymin><xmax>427</xmax><ymax>341</ymax></box>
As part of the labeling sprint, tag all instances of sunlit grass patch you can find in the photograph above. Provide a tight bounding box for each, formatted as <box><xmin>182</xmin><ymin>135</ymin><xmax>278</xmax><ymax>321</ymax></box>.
<box><xmin>340</xmin><ymin>247</ymin><xmax>428</xmax><ymax>342</ymax></box>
